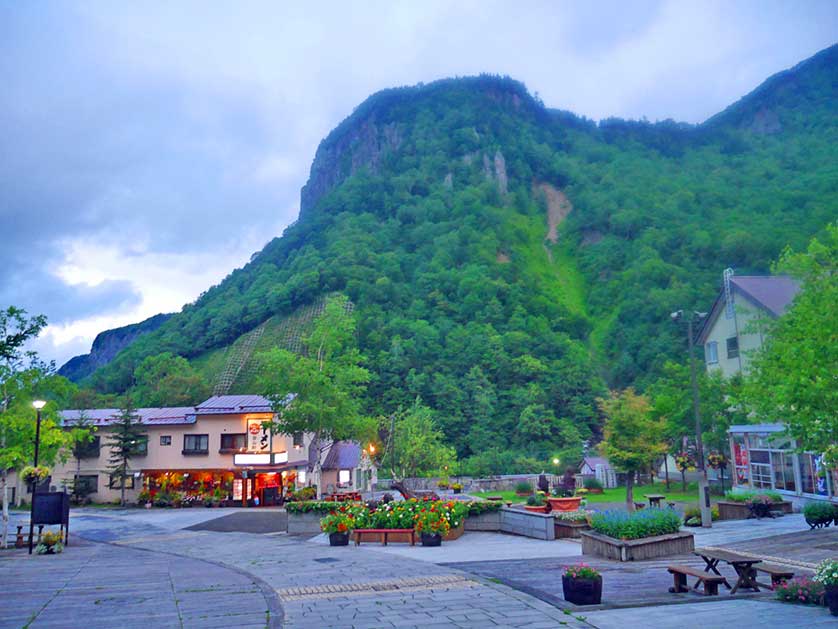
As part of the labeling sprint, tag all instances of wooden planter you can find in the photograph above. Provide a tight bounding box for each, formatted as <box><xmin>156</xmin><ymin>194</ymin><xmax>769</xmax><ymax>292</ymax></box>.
<box><xmin>548</xmin><ymin>497</ymin><xmax>582</xmax><ymax>512</ymax></box>
<box><xmin>585</xmin><ymin>488</ymin><xmax>604</xmax><ymax>495</ymax></box>
<box><xmin>717</xmin><ymin>500</ymin><xmax>793</xmax><ymax>520</ymax></box>
<box><xmin>580</xmin><ymin>530</ymin><xmax>694</xmax><ymax>562</ymax></box>
<box><xmin>524</xmin><ymin>504</ymin><xmax>549</xmax><ymax>513</ymax></box>
<box><xmin>443</xmin><ymin>523</ymin><xmax>465</xmax><ymax>541</ymax></box>
<box><xmin>554</xmin><ymin>520</ymin><xmax>591</xmax><ymax>539</ymax></box>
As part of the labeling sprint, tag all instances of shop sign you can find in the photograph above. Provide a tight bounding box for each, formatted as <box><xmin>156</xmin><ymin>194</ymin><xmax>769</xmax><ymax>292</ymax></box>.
<box><xmin>247</xmin><ymin>418</ymin><xmax>271</xmax><ymax>453</ymax></box>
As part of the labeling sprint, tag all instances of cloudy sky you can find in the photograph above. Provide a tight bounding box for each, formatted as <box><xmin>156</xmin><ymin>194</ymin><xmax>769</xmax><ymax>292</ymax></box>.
<box><xmin>2</xmin><ymin>1</ymin><xmax>836</xmax><ymax>366</ymax></box>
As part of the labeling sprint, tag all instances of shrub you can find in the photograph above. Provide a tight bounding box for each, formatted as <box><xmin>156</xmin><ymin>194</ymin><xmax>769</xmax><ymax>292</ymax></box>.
<box><xmin>683</xmin><ymin>504</ymin><xmax>720</xmax><ymax>523</ymax></box>
<box><xmin>555</xmin><ymin>510</ymin><xmax>590</xmax><ymax>522</ymax></box>
<box><xmin>775</xmin><ymin>577</ymin><xmax>824</xmax><ymax>605</ymax></box>
<box><xmin>451</xmin><ymin>482</ymin><xmax>463</xmax><ymax>491</ymax></box>
<box><xmin>437</xmin><ymin>479</ymin><xmax>450</xmax><ymax>489</ymax></box>
<box><xmin>515</xmin><ymin>481</ymin><xmax>533</xmax><ymax>494</ymax></box>
<box><xmin>564</xmin><ymin>563</ymin><xmax>600</xmax><ymax>579</ymax></box>
<box><xmin>724</xmin><ymin>490</ymin><xmax>783</xmax><ymax>503</ymax></box>
<box><xmin>320</xmin><ymin>510</ymin><xmax>360</xmax><ymax>534</ymax></box>
<box><xmin>814</xmin><ymin>558</ymin><xmax>838</xmax><ymax>586</ymax></box>
<box><xmin>583</xmin><ymin>477</ymin><xmax>603</xmax><ymax>490</ymax></box>
<box><xmin>465</xmin><ymin>501</ymin><xmax>502</xmax><ymax>516</ymax></box>
<box><xmin>414</xmin><ymin>506</ymin><xmax>451</xmax><ymax>536</ymax></box>
<box><xmin>286</xmin><ymin>500</ymin><xmax>355</xmax><ymax>514</ymax></box>
<box><xmin>589</xmin><ymin>509</ymin><xmax>682</xmax><ymax>540</ymax></box>
<box><xmin>526</xmin><ymin>494</ymin><xmax>546</xmax><ymax>506</ymax></box>
<box><xmin>803</xmin><ymin>501</ymin><xmax>837</xmax><ymax>525</ymax></box>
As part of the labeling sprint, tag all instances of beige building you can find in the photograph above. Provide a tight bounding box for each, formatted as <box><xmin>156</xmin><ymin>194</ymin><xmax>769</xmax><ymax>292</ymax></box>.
<box><xmin>696</xmin><ymin>270</ymin><xmax>800</xmax><ymax>377</ymax></box>
<box><xmin>10</xmin><ymin>395</ymin><xmax>376</xmax><ymax>506</ymax></box>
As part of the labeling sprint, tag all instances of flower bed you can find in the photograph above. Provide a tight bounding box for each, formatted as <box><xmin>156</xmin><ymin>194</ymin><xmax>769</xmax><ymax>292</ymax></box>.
<box><xmin>717</xmin><ymin>491</ymin><xmax>792</xmax><ymax>520</ymax></box>
<box><xmin>589</xmin><ymin>509</ymin><xmax>682</xmax><ymax>540</ymax></box>
<box><xmin>554</xmin><ymin>511</ymin><xmax>592</xmax><ymax>539</ymax></box>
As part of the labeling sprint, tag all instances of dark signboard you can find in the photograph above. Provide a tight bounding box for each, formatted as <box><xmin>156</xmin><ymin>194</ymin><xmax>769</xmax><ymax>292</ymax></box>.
<box><xmin>33</xmin><ymin>492</ymin><xmax>70</xmax><ymax>526</ymax></box>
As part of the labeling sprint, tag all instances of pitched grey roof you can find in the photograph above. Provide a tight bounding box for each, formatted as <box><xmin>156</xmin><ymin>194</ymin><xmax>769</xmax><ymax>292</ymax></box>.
<box><xmin>730</xmin><ymin>276</ymin><xmax>800</xmax><ymax>316</ymax></box>
<box><xmin>580</xmin><ymin>456</ymin><xmax>611</xmax><ymax>471</ymax></box>
<box><xmin>194</xmin><ymin>395</ymin><xmax>274</xmax><ymax>415</ymax></box>
<box><xmin>61</xmin><ymin>407</ymin><xmax>196</xmax><ymax>427</ymax></box>
<box><xmin>322</xmin><ymin>441</ymin><xmax>361</xmax><ymax>470</ymax></box>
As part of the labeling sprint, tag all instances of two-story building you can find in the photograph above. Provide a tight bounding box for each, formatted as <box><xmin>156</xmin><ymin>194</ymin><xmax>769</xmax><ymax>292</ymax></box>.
<box><xmin>697</xmin><ymin>269</ymin><xmax>835</xmax><ymax>508</ymax></box>
<box><xmin>13</xmin><ymin>394</ymin><xmax>375</xmax><ymax>506</ymax></box>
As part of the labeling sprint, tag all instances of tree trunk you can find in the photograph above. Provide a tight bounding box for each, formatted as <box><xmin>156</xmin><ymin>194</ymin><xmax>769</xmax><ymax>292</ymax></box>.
<box><xmin>1</xmin><ymin>471</ymin><xmax>8</xmax><ymax>550</ymax></box>
<box><xmin>626</xmin><ymin>473</ymin><xmax>635</xmax><ymax>512</ymax></box>
<box><xmin>121</xmin><ymin>462</ymin><xmax>127</xmax><ymax>507</ymax></box>
<box><xmin>681</xmin><ymin>470</ymin><xmax>687</xmax><ymax>493</ymax></box>
<box><xmin>664</xmin><ymin>455</ymin><xmax>671</xmax><ymax>491</ymax></box>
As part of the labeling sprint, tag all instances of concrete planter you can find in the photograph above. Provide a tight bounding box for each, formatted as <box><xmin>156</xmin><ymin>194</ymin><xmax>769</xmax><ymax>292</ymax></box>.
<box><xmin>500</xmin><ymin>506</ymin><xmax>556</xmax><ymax>540</ymax></box>
<box><xmin>464</xmin><ymin>510</ymin><xmax>502</xmax><ymax>532</ymax></box>
<box><xmin>717</xmin><ymin>500</ymin><xmax>793</xmax><ymax>520</ymax></box>
<box><xmin>443</xmin><ymin>523</ymin><xmax>465</xmax><ymax>541</ymax></box>
<box><xmin>580</xmin><ymin>530</ymin><xmax>694</xmax><ymax>561</ymax></box>
<box><xmin>287</xmin><ymin>511</ymin><xmax>324</xmax><ymax>535</ymax></box>
<box><xmin>554</xmin><ymin>520</ymin><xmax>591</xmax><ymax>539</ymax></box>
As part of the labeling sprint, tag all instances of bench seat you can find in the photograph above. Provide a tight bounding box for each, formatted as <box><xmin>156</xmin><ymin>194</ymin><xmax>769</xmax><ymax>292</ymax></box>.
<box><xmin>756</xmin><ymin>564</ymin><xmax>795</xmax><ymax>588</ymax></box>
<box><xmin>353</xmin><ymin>528</ymin><xmax>416</xmax><ymax>546</ymax></box>
<box><xmin>668</xmin><ymin>564</ymin><xmax>728</xmax><ymax>596</ymax></box>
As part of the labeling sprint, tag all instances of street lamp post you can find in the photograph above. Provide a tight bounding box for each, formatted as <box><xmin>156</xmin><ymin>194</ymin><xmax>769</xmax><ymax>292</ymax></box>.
<box><xmin>28</xmin><ymin>400</ymin><xmax>46</xmax><ymax>554</ymax></box>
<box><xmin>671</xmin><ymin>310</ymin><xmax>712</xmax><ymax>528</ymax></box>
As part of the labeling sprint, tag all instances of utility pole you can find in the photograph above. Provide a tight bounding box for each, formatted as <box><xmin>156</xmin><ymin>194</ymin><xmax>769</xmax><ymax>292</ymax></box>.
<box><xmin>672</xmin><ymin>310</ymin><xmax>712</xmax><ymax>528</ymax></box>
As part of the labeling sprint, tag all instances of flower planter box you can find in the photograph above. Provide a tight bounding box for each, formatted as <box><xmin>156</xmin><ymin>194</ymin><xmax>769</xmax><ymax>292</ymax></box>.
<box><xmin>716</xmin><ymin>500</ymin><xmax>792</xmax><ymax>521</ymax></box>
<box><xmin>562</xmin><ymin>575</ymin><xmax>602</xmax><ymax>605</ymax></box>
<box><xmin>554</xmin><ymin>520</ymin><xmax>591</xmax><ymax>539</ymax></box>
<box><xmin>580</xmin><ymin>530</ymin><xmax>694</xmax><ymax>562</ymax></box>
<box><xmin>443</xmin><ymin>523</ymin><xmax>464</xmax><ymax>541</ymax></box>
<box><xmin>287</xmin><ymin>511</ymin><xmax>324</xmax><ymax>535</ymax></box>
<box><xmin>585</xmin><ymin>488</ymin><xmax>604</xmax><ymax>494</ymax></box>
<box><xmin>515</xmin><ymin>491</ymin><xmax>533</xmax><ymax>497</ymax></box>
<box><xmin>524</xmin><ymin>505</ymin><xmax>549</xmax><ymax>513</ymax></box>
<box><xmin>548</xmin><ymin>497</ymin><xmax>582</xmax><ymax>512</ymax></box>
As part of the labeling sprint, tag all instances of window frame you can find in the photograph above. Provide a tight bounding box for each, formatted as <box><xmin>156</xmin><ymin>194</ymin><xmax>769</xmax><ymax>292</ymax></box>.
<box><xmin>74</xmin><ymin>435</ymin><xmax>101</xmax><ymax>459</ymax></box>
<box><xmin>108</xmin><ymin>473</ymin><xmax>135</xmax><ymax>490</ymax></box>
<box><xmin>220</xmin><ymin>433</ymin><xmax>247</xmax><ymax>453</ymax></box>
<box><xmin>705</xmin><ymin>341</ymin><xmax>719</xmax><ymax>364</ymax></box>
<box><xmin>726</xmin><ymin>336</ymin><xmax>739</xmax><ymax>359</ymax></box>
<box><xmin>182</xmin><ymin>434</ymin><xmax>209</xmax><ymax>455</ymax></box>
<box><xmin>74</xmin><ymin>474</ymin><xmax>99</xmax><ymax>494</ymax></box>
<box><xmin>160</xmin><ymin>435</ymin><xmax>172</xmax><ymax>446</ymax></box>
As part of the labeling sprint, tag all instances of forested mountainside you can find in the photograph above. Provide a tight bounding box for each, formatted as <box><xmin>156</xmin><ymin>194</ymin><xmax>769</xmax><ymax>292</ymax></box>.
<box><xmin>77</xmin><ymin>45</ymin><xmax>837</xmax><ymax>460</ymax></box>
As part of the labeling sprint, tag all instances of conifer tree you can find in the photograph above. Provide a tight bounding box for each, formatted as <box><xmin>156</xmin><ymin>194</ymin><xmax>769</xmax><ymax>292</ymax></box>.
<box><xmin>106</xmin><ymin>399</ymin><xmax>147</xmax><ymax>506</ymax></box>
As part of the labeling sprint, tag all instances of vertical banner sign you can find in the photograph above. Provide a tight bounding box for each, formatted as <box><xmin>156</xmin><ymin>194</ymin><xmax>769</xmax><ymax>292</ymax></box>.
<box><xmin>247</xmin><ymin>418</ymin><xmax>271</xmax><ymax>453</ymax></box>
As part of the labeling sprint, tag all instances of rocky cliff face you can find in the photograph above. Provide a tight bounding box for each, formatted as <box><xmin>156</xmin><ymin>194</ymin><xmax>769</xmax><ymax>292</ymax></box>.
<box><xmin>58</xmin><ymin>313</ymin><xmax>172</xmax><ymax>382</ymax></box>
<box><xmin>300</xmin><ymin>117</ymin><xmax>403</xmax><ymax>217</ymax></box>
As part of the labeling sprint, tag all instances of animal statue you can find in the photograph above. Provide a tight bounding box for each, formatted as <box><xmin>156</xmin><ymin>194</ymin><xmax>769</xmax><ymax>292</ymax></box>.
<box><xmin>390</xmin><ymin>479</ymin><xmax>440</xmax><ymax>501</ymax></box>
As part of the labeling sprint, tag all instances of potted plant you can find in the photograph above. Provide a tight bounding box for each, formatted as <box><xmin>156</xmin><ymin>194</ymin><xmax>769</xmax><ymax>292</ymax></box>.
<box><xmin>583</xmin><ymin>477</ymin><xmax>604</xmax><ymax>494</ymax></box>
<box><xmin>34</xmin><ymin>530</ymin><xmax>64</xmax><ymax>555</ymax></box>
<box><xmin>525</xmin><ymin>493</ymin><xmax>549</xmax><ymax>513</ymax></box>
<box><xmin>548</xmin><ymin>489</ymin><xmax>583</xmax><ymax>512</ymax></box>
<box><xmin>21</xmin><ymin>465</ymin><xmax>51</xmax><ymax>487</ymax></box>
<box><xmin>515</xmin><ymin>481</ymin><xmax>533</xmax><ymax>496</ymax></box>
<box><xmin>437</xmin><ymin>478</ymin><xmax>450</xmax><ymax>490</ymax></box>
<box><xmin>562</xmin><ymin>563</ymin><xmax>602</xmax><ymax>605</ymax></box>
<box><xmin>814</xmin><ymin>558</ymin><xmax>838</xmax><ymax>616</ymax></box>
<box><xmin>803</xmin><ymin>501</ymin><xmax>836</xmax><ymax>529</ymax></box>
<box><xmin>415</xmin><ymin>506</ymin><xmax>451</xmax><ymax>546</ymax></box>
<box><xmin>746</xmin><ymin>494</ymin><xmax>775</xmax><ymax>519</ymax></box>
<box><xmin>320</xmin><ymin>511</ymin><xmax>357</xmax><ymax>546</ymax></box>
<box><xmin>451</xmin><ymin>482</ymin><xmax>463</xmax><ymax>495</ymax></box>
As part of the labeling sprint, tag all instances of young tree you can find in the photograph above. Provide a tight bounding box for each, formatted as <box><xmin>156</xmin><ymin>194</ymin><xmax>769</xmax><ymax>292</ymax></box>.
<box><xmin>1</xmin><ymin>307</ymin><xmax>47</xmax><ymax>548</ymax></box>
<box><xmin>257</xmin><ymin>296</ymin><xmax>374</xmax><ymax>497</ymax></box>
<box><xmin>106</xmin><ymin>399</ymin><xmax>147</xmax><ymax>507</ymax></box>
<box><xmin>746</xmin><ymin>224</ymin><xmax>838</xmax><ymax>465</ymax></box>
<box><xmin>599</xmin><ymin>389</ymin><xmax>666</xmax><ymax>512</ymax></box>
<box><xmin>380</xmin><ymin>399</ymin><xmax>456</xmax><ymax>480</ymax></box>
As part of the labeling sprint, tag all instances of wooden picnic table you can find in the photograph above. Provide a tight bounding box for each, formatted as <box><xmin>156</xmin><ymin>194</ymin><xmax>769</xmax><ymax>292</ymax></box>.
<box><xmin>645</xmin><ymin>494</ymin><xmax>666</xmax><ymax>508</ymax></box>
<box><xmin>694</xmin><ymin>548</ymin><xmax>772</xmax><ymax>594</ymax></box>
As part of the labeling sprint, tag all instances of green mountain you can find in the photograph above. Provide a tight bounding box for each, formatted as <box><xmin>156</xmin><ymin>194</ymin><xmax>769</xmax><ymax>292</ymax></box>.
<box><xmin>81</xmin><ymin>45</ymin><xmax>837</xmax><ymax>461</ymax></box>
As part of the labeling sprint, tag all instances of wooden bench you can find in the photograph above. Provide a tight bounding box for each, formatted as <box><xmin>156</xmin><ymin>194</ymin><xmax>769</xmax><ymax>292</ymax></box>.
<box><xmin>353</xmin><ymin>528</ymin><xmax>415</xmax><ymax>546</ymax></box>
<box><xmin>756</xmin><ymin>564</ymin><xmax>795</xmax><ymax>588</ymax></box>
<box><xmin>667</xmin><ymin>565</ymin><xmax>728</xmax><ymax>596</ymax></box>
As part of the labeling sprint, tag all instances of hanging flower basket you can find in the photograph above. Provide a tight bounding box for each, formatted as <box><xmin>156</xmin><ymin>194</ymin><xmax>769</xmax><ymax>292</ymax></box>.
<box><xmin>21</xmin><ymin>466</ymin><xmax>51</xmax><ymax>485</ymax></box>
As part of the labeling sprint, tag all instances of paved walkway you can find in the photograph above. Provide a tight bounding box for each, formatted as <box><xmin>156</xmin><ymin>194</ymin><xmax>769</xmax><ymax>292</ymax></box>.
<box><xmin>0</xmin><ymin>538</ymin><xmax>280</xmax><ymax>629</ymax></box>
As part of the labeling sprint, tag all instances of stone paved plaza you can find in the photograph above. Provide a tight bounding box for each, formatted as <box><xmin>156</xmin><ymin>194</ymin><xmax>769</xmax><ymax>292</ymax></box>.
<box><xmin>1</xmin><ymin>507</ymin><xmax>835</xmax><ymax>628</ymax></box>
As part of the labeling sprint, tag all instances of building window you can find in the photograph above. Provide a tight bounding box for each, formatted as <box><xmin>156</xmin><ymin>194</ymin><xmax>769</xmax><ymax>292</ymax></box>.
<box><xmin>799</xmin><ymin>453</ymin><xmax>829</xmax><ymax>496</ymax></box>
<box><xmin>338</xmin><ymin>469</ymin><xmax>351</xmax><ymax>486</ymax></box>
<box><xmin>705</xmin><ymin>342</ymin><xmax>718</xmax><ymax>364</ymax></box>
<box><xmin>74</xmin><ymin>474</ymin><xmax>98</xmax><ymax>494</ymax></box>
<box><xmin>183</xmin><ymin>434</ymin><xmax>209</xmax><ymax>455</ymax></box>
<box><xmin>73</xmin><ymin>436</ymin><xmax>101</xmax><ymax>459</ymax></box>
<box><xmin>298</xmin><ymin>470</ymin><xmax>307</xmax><ymax>484</ymax></box>
<box><xmin>130</xmin><ymin>436</ymin><xmax>148</xmax><ymax>456</ymax></box>
<box><xmin>772</xmin><ymin>451</ymin><xmax>796</xmax><ymax>492</ymax></box>
<box><xmin>726</xmin><ymin>337</ymin><xmax>739</xmax><ymax>359</ymax></box>
<box><xmin>749</xmin><ymin>450</ymin><xmax>772</xmax><ymax>489</ymax></box>
<box><xmin>108</xmin><ymin>474</ymin><xmax>135</xmax><ymax>490</ymax></box>
<box><xmin>160</xmin><ymin>435</ymin><xmax>172</xmax><ymax>446</ymax></box>
<box><xmin>293</xmin><ymin>432</ymin><xmax>304</xmax><ymax>448</ymax></box>
<box><xmin>220</xmin><ymin>433</ymin><xmax>246</xmax><ymax>452</ymax></box>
